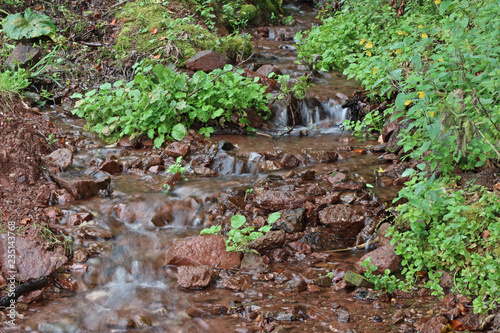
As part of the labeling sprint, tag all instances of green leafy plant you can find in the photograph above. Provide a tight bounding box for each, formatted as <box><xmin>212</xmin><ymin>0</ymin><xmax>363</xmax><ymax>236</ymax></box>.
<box><xmin>166</xmin><ymin>156</ymin><xmax>186</xmax><ymax>175</ymax></box>
<box><xmin>200</xmin><ymin>212</ymin><xmax>281</xmax><ymax>252</ymax></box>
<box><xmin>0</xmin><ymin>68</ymin><xmax>29</xmax><ymax>95</ymax></box>
<box><xmin>3</xmin><ymin>8</ymin><xmax>58</xmax><ymax>40</ymax></box>
<box><xmin>361</xmin><ymin>257</ymin><xmax>403</xmax><ymax>293</ymax></box>
<box><xmin>71</xmin><ymin>63</ymin><xmax>270</xmax><ymax>148</ymax></box>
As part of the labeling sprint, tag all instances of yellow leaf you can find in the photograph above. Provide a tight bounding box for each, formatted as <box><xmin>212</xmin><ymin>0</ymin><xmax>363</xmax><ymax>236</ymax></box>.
<box><xmin>395</xmin><ymin>49</ymin><xmax>402</xmax><ymax>54</ymax></box>
<box><xmin>365</xmin><ymin>50</ymin><xmax>372</xmax><ymax>57</ymax></box>
<box><xmin>359</xmin><ymin>38</ymin><xmax>367</xmax><ymax>45</ymax></box>
<box><xmin>418</xmin><ymin>91</ymin><xmax>425</xmax><ymax>99</ymax></box>
<box><xmin>398</xmin><ymin>30</ymin><xmax>404</xmax><ymax>35</ymax></box>
<box><xmin>404</xmin><ymin>32</ymin><xmax>409</xmax><ymax>36</ymax></box>
<box><xmin>372</xmin><ymin>67</ymin><xmax>379</xmax><ymax>74</ymax></box>
<box><xmin>376</xmin><ymin>167</ymin><xmax>386</xmax><ymax>173</ymax></box>
<box><xmin>418</xmin><ymin>24</ymin><xmax>423</xmax><ymax>28</ymax></box>
<box><xmin>422</xmin><ymin>33</ymin><xmax>429</xmax><ymax>38</ymax></box>
<box><xmin>365</xmin><ymin>41</ymin><xmax>373</xmax><ymax>49</ymax></box>
<box><xmin>438</xmin><ymin>57</ymin><xmax>444</xmax><ymax>62</ymax></box>
<box><xmin>435</xmin><ymin>0</ymin><xmax>441</xmax><ymax>4</ymax></box>
<box><xmin>429</xmin><ymin>111</ymin><xmax>435</xmax><ymax>117</ymax></box>
<box><xmin>405</xmin><ymin>100</ymin><xmax>413</xmax><ymax>106</ymax></box>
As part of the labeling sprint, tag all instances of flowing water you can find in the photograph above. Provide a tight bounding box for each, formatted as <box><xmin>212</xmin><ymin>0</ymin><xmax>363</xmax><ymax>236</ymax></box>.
<box><xmin>9</xmin><ymin>3</ymin><xmax>439</xmax><ymax>332</ymax></box>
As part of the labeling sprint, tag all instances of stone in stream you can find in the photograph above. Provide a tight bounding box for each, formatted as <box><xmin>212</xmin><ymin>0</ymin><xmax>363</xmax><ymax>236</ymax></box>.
<box><xmin>301</xmin><ymin>149</ymin><xmax>339</xmax><ymax>163</ymax></box>
<box><xmin>253</xmin><ymin>189</ymin><xmax>307</xmax><ymax>211</ymax></box>
<box><xmin>45</xmin><ymin>148</ymin><xmax>73</xmax><ymax>171</ymax></box>
<box><xmin>164</xmin><ymin>142</ymin><xmax>189</xmax><ymax>158</ymax></box>
<box><xmin>300</xmin><ymin>227</ymin><xmax>347</xmax><ymax>250</ymax></box>
<box><xmin>185</xmin><ymin>50</ymin><xmax>229</xmax><ymax>72</ymax></box>
<box><xmin>256</xmin><ymin>64</ymin><xmax>282</xmax><ymax>77</ymax></box>
<box><xmin>284</xmin><ymin>276</ymin><xmax>307</xmax><ymax>292</ymax></box>
<box><xmin>248</xmin><ymin>230</ymin><xmax>286</xmax><ymax>254</ymax></box>
<box><xmin>287</xmin><ymin>241</ymin><xmax>313</xmax><ymax>254</ymax></box>
<box><xmin>274</xmin><ymin>208</ymin><xmax>305</xmax><ymax>233</ymax></box>
<box><xmin>222</xmin><ymin>274</ymin><xmax>253</xmax><ymax>291</ymax></box>
<box><xmin>240</xmin><ymin>252</ymin><xmax>269</xmax><ymax>274</ymax></box>
<box><xmin>280</xmin><ymin>153</ymin><xmax>299</xmax><ymax>168</ymax></box>
<box><xmin>193</xmin><ymin>166</ymin><xmax>218</xmax><ymax>177</ymax></box>
<box><xmin>256</xmin><ymin>304</ymin><xmax>306</xmax><ymax>321</ymax></box>
<box><xmin>176</xmin><ymin>265</ymin><xmax>212</xmax><ymax>289</ymax></box>
<box><xmin>52</xmin><ymin>170</ymin><xmax>111</xmax><ymax>200</ymax></box>
<box><xmin>420</xmin><ymin>316</ymin><xmax>449</xmax><ymax>333</ymax></box>
<box><xmin>0</xmin><ymin>235</ymin><xmax>67</xmax><ymax>282</ymax></box>
<box><xmin>186</xmin><ymin>304</ymin><xmax>228</xmax><ymax>317</ymax></box>
<box><xmin>166</xmin><ymin>235</ymin><xmax>242</xmax><ymax>268</ymax></box>
<box><xmin>343</xmin><ymin>270</ymin><xmax>374</xmax><ymax>288</ymax></box>
<box><xmin>355</xmin><ymin>245</ymin><xmax>401</xmax><ymax>275</ymax></box>
<box><xmin>318</xmin><ymin>205</ymin><xmax>366</xmax><ymax>241</ymax></box>
<box><xmin>99</xmin><ymin>159</ymin><xmax>122</xmax><ymax>174</ymax></box>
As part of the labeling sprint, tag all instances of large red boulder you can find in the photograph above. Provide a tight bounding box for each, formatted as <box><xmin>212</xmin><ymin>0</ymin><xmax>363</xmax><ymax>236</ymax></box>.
<box><xmin>166</xmin><ymin>235</ymin><xmax>242</xmax><ymax>268</ymax></box>
<box><xmin>185</xmin><ymin>50</ymin><xmax>229</xmax><ymax>72</ymax></box>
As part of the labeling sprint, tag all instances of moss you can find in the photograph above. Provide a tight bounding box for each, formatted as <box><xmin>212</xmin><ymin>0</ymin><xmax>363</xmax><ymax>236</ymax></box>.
<box><xmin>239</xmin><ymin>4</ymin><xmax>258</xmax><ymax>23</ymax></box>
<box><xmin>114</xmin><ymin>2</ymin><xmax>251</xmax><ymax>66</ymax></box>
<box><xmin>253</xmin><ymin>0</ymin><xmax>283</xmax><ymax>17</ymax></box>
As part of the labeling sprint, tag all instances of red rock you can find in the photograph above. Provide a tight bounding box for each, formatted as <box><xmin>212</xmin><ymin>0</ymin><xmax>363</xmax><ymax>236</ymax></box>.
<box><xmin>148</xmin><ymin>165</ymin><xmax>164</xmax><ymax>173</ymax></box>
<box><xmin>166</xmin><ymin>235</ymin><xmax>242</xmax><ymax>268</ymax></box>
<box><xmin>222</xmin><ymin>274</ymin><xmax>253</xmax><ymax>291</ymax></box>
<box><xmin>68</xmin><ymin>212</ymin><xmax>93</xmax><ymax>226</ymax></box>
<box><xmin>72</xmin><ymin>250</ymin><xmax>88</xmax><ymax>263</ymax></box>
<box><xmin>242</xmin><ymin>69</ymin><xmax>276</xmax><ymax>93</ymax></box>
<box><xmin>55</xmin><ymin>274</ymin><xmax>87</xmax><ymax>292</ymax></box>
<box><xmin>17</xmin><ymin>290</ymin><xmax>42</xmax><ymax>304</ymax></box>
<box><xmin>254</xmin><ymin>189</ymin><xmax>307</xmax><ymax>211</ymax></box>
<box><xmin>186</xmin><ymin>304</ymin><xmax>227</xmax><ymax>317</ymax></box>
<box><xmin>330</xmin><ymin>181</ymin><xmax>366</xmax><ymax>191</ymax></box>
<box><xmin>79</xmin><ymin>225</ymin><xmax>113</xmax><ymax>239</ymax></box>
<box><xmin>302</xmin><ymin>149</ymin><xmax>339</xmax><ymax>163</ymax></box>
<box><xmin>274</xmin><ymin>208</ymin><xmax>305</xmax><ymax>233</ymax></box>
<box><xmin>307</xmin><ymin>284</ymin><xmax>321</xmax><ymax>292</ymax></box>
<box><xmin>315</xmin><ymin>192</ymin><xmax>341</xmax><ymax>205</ymax></box>
<box><xmin>263</xmin><ymin>160</ymin><xmax>282</xmax><ymax>170</ymax></box>
<box><xmin>318</xmin><ymin>205</ymin><xmax>366</xmax><ymax>240</ymax></box>
<box><xmin>280</xmin><ymin>153</ymin><xmax>299</xmax><ymax>168</ymax></box>
<box><xmin>420</xmin><ymin>316</ymin><xmax>448</xmax><ymax>333</ymax></box>
<box><xmin>185</xmin><ymin>50</ymin><xmax>230</xmax><ymax>72</ymax></box>
<box><xmin>326</xmin><ymin>172</ymin><xmax>347</xmax><ymax>184</ymax></box>
<box><xmin>165</xmin><ymin>142</ymin><xmax>189</xmax><ymax>158</ymax></box>
<box><xmin>382</xmin><ymin>153</ymin><xmax>399</xmax><ymax>161</ymax></box>
<box><xmin>67</xmin><ymin>263</ymin><xmax>88</xmax><ymax>275</ymax></box>
<box><xmin>45</xmin><ymin>148</ymin><xmax>73</xmax><ymax>171</ymax></box>
<box><xmin>177</xmin><ymin>265</ymin><xmax>212</xmax><ymax>289</ymax></box>
<box><xmin>55</xmin><ymin>188</ymin><xmax>75</xmax><ymax>203</ymax></box>
<box><xmin>287</xmin><ymin>241</ymin><xmax>313</xmax><ymax>254</ymax></box>
<box><xmin>35</xmin><ymin>184</ymin><xmax>52</xmax><ymax>206</ymax></box>
<box><xmin>284</xmin><ymin>276</ymin><xmax>307</xmax><ymax>292</ymax></box>
<box><xmin>256</xmin><ymin>64</ymin><xmax>281</xmax><ymax>77</ymax></box>
<box><xmin>0</xmin><ymin>235</ymin><xmax>67</xmax><ymax>282</ymax></box>
<box><xmin>52</xmin><ymin>170</ymin><xmax>111</xmax><ymax>200</ymax></box>
<box><xmin>240</xmin><ymin>252</ymin><xmax>269</xmax><ymax>274</ymax></box>
<box><xmin>355</xmin><ymin>245</ymin><xmax>401</xmax><ymax>274</ymax></box>
<box><xmin>99</xmin><ymin>159</ymin><xmax>122</xmax><ymax>174</ymax></box>
<box><xmin>193</xmin><ymin>166</ymin><xmax>218</xmax><ymax>177</ymax></box>
<box><xmin>144</xmin><ymin>155</ymin><xmax>162</xmax><ymax>169</ymax></box>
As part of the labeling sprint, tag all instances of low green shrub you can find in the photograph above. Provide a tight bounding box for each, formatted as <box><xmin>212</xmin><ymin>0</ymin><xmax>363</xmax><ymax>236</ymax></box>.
<box><xmin>71</xmin><ymin>63</ymin><xmax>270</xmax><ymax>147</ymax></box>
<box><xmin>0</xmin><ymin>68</ymin><xmax>29</xmax><ymax>95</ymax></box>
<box><xmin>2</xmin><ymin>8</ymin><xmax>58</xmax><ymax>40</ymax></box>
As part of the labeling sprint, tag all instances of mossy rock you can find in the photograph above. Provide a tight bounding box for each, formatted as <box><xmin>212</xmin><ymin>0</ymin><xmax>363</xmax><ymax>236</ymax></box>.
<box><xmin>254</xmin><ymin>0</ymin><xmax>284</xmax><ymax>17</ymax></box>
<box><xmin>114</xmin><ymin>2</ymin><xmax>251</xmax><ymax>66</ymax></box>
<box><xmin>239</xmin><ymin>4</ymin><xmax>258</xmax><ymax>24</ymax></box>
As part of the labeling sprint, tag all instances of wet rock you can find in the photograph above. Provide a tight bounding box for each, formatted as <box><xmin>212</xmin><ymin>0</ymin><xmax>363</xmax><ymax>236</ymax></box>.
<box><xmin>17</xmin><ymin>290</ymin><xmax>42</xmax><ymax>304</ymax></box>
<box><xmin>263</xmin><ymin>160</ymin><xmax>282</xmax><ymax>170</ymax></box>
<box><xmin>52</xmin><ymin>170</ymin><xmax>111</xmax><ymax>200</ymax></box>
<box><xmin>177</xmin><ymin>265</ymin><xmax>212</xmax><ymax>289</ymax></box>
<box><xmin>67</xmin><ymin>263</ymin><xmax>88</xmax><ymax>275</ymax></box>
<box><xmin>185</xmin><ymin>50</ymin><xmax>230</xmax><ymax>72</ymax></box>
<box><xmin>356</xmin><ymin>245</ymin><xmax>401</xmax><ymax>274</ymax></box>
<box><xmin>335</xmin><ymin>306</ymin><xmax>350</xmax><ymax>323</ymax></box>
<box><xmin>5</xmin><ymin>44</ymin><xmax>41</xmax><ymax>71</ymax></box>
<box><xmin>166</xmin><ymin>235</ymin><xmax>242</xmax><ymax>268</ymax></box>
<box><xmin>306</xmin><ymin>183</ymin><xmax>325</xmax><ymax>196</ymax></box>
<box><xmin>99</xmin><ymin>159</ymin><xmax>122</xmax><ymax>174</ymax></box>
<box><xmin>284</xmin><ymin>276</ymin><xmax>307</xmax><ymax>292</ymax></box>
<box><xmin>86</xmin><ymin>241</ymin><xmax>114</xmax><ymax>257</ymax></box>
<box><xmin>0</xmin><ymin>235</ymin><xmax>67</xmax><ymax>282</ymax></box>
<box><xmin>68</xmin><ymin>213</ymin><xmax>93</xmax><ymax>226</ymax></box>
<box><xmin>165</xmin><ymin>142</ymin><xmax>189</xmax><ymax>157</ymax></box>
<box><xmin>330</xmin><ymin>181</ymin><xmax>366</xmax><ymax>191</ymax></box>
<box><xmin>274</xmin><ymin>208</ymin><xmax>305</xmax><ymax>233</ymax></box>
<box><xmin>55</xmin><ymin>274</ymin><xmax>87</xmax><ymax>292</ymax></box>
<box><xmin>280</xmin><ymin>153</ymin><xmax>299</xmax><ymax>168</ymax></box>
<box><xmin>72</xmin><ymin>250</ymin><xmax>88</xmax><ymax>263</ymax></box>
<box><xmin>194</xmin><ymin>166</ymin><xmax>218</xmax><ymax>177</ymax></box>
<box><xmin>378</xmin><ymin>222</ymin><xmax>393</xmax><ymax>247</ymax></box>
<box><xmin>45</xmin><ymin>148</ymin><xmax>73</xmax><ymax>171</ymax></box>
<box><xmin>248</xmin><ymin>230</ymin><xmax>286</xmax><ymax>254</ymax></box>
<box><xmin>343</xmin><ymin>270</ymin><xmax>374</xmax><ymax>288</ymax></box>
<box><xmin>254</xmin><ymin>189</ymin><xmax>307</xmax><ymax>211</ymax></box>
<box><xmin>299</xmin><ymin>170</ymin><xmax>315</xmax><ymax>180</ymax></box>
<box><xmin>370</xmin><ymin>144</ymin><xmax>386</xmax><ymax>152</ymax></box>
<box><xmin>287</xmin><ymin>241</ymin><xmax>312</xmax><ymax>254</ymax></box>
<box><xmin>382</xmin><ymin>153</ymin><xmax>399</xmax><ymax>161</ymax></box>
<box><xmin>128</xmin><ymin>314</ymin><xmax>152</xmax><ymax>328</ymax></box>
<box><xmin>257</xmin><ymin>304</ymin><xmax>305</xmax><ymax>321</ymax></box>
<box><xmin>420</xmin><ymin>316</ymin><xmax>448</xmax><ymax>333</ymax></box>
<box><xmin>327</xmin><ymin>172</ymin><xmax>347</xmax><ymax>184</ymax></box>
<box><xmin>318</xmin><ymin>205</ymin><xmax>366</xmax><ymax>240</ymax></box>
<box><xmin>222</xmin><ymin>274</ymin><xmax>253</xmax><ymax>291</ymax></box>
<box><xmin>267</xmin><ymin>248</ymin><xmax>287</xmax><ymax>263</ymax></box>
<box><xmin>438</xmin><ymin>270</ymin><xmax>453</xmax><ymax>289</ymax></box>
<box><xmin>315</xmin><ymin>192</ymin><xmax>341</xmax><ymax>205</ymax></box>
<box><xmin>186</xmin><ymin>304</ymin><xmax>228</xmax><ymax>317</ymax></box>
<box><xmin>460</xmin><ymin>313</ymin><xmax>480</xmax><ymax>331</ymax></box>
<box><xmin>36</xmin><ymin>184</ymin><xmax>52</xmax><ymax>206</ymax></box>
<box><xmin>163</xmin><ymin>172</ymin><xmax>181</xmax><ymax>189</ymax></box>
<box><xmin>386</xmin><ymin>120</ymin><xmax>410</xmax><ymax>154</ymax></box>
<box><xmin>240</xmin><ymin>252</ymin><xmax>269</xmax><ymax>274</ymax></box>
<box><xmin>256</xmin><ymin>64</ymin><xmax>281</xmax><ymax>77</ymax></box>
<box><xmin>144</xmin><ymin>155</ymin><xmax>162</xmax><ymax>169</ymax></box>
<box><xmin>340</xmin><ymin>191</ymin><xmax>358</xmax><ymax>204</ymax></box>
<box><xmin>305</xmin><ymin>150</ymin><xmax>339</xmax><ymax>163</ymax></box>
<box><xmin>224</xmin><ymin>193</ymin><xmax>246</xmax><ymax>210</ymax></box>
<box><xmin>242</xmin><ymin>69</ymin><xmax>276</xmax><ymax>94</ymax></box>
<box><xmin>79</xmin><ymin>225</ymin><xmax>113</xmax><ymax>239</ymax></box>
<box><xmin>312</xmin><ymin>275</ymin><xmax>332</xmax><ymax>287</ymax></box>
<box><xmin>300</xmin><ymin>228</ymin><xmax>347</xmax><ymax>250</ymax></box>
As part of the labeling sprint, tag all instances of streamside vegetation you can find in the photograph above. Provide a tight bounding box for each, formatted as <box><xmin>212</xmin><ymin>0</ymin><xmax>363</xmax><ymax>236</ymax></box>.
<box><xmin>297</xmin><ymin>0</ymin><xmax>500</xmax><ymax>313</ymax></box>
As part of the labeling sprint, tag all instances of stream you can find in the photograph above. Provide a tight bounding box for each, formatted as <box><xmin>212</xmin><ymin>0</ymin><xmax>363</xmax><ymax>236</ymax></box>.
<box><xmin>10</xmin><ymin>2</ymin><xmax>439</xmax><ymax>332</ymax></box>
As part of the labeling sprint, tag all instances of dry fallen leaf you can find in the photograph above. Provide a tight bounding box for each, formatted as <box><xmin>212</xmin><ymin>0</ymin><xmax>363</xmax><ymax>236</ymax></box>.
<box><xmin>153</xmin><ymin>54</ymin><xmax>161</xmax><ymax>59</ymax></box>
<box><xmin>110</xmin><ymin>18</ymin><xmax>117</xmax><ymax>25</ymax></box>
<box><xmin>35</xmin><ymin>5</ymin><xmax>44</xmax><ymax>10</ymax></box>
<box><xmin>150</xmin><ymin>27</ymin><xmax>158</xmax><ymax>34</ymax></box>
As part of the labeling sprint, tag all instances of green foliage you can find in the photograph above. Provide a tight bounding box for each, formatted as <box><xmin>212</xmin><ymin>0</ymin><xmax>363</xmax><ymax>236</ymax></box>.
<box><xmin>0</xmin><ymin>68</ymin><xmax>29</xmax><ymax>95</ymax></box>
<box><xmin>3</xmin><ymin>8</ymin><xmax>58</xmax><ymax>40</ymax></box>
<box><xmin>166</xmin><ymin>156</ymin><xmax>186</xmax><ymax>175</ymax></box>
<box><xmin>297</xmin><ymin>0</ymin><xmax>500</xmax><ymax>169</ymax></box>
<box><xmin>361</xmin><ymin>258</ymin><xmax>404</xmax><ymax>293</ymax></box>
<box><xmin>71</xmin><ymin>63</ymin><xmax>270</xmax><ymax>147</ymax></box>
<box><xmin>387</xmin><ymin>176</ymin><xmax>500</xmax><ymax>312</ymax></box>
<box><xmin>199</xmin><ymin>212</ymin><xmax>281</xmax><ymax>252</ymax></box>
